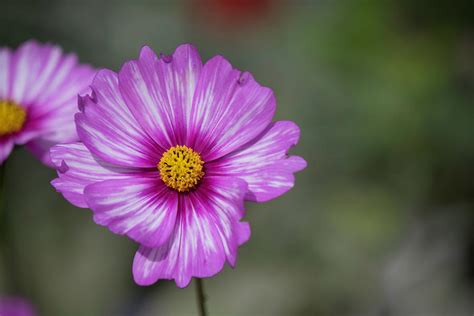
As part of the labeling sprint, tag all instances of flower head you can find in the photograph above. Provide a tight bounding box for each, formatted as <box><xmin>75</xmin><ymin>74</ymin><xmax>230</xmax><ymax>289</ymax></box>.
<box><xmin>0</xmin><ymin>297</ymin><xmax>36</xmax><ymax>316</ymax></box>
<box><xmin>51</xmin><ymin>44</ymin><xmax>306</xmax><ymax>287</ymax></box>
<box><xmin>0</xmin><ymin>40</ymin><xmax>95</xmax><ymax>165</ymax></box>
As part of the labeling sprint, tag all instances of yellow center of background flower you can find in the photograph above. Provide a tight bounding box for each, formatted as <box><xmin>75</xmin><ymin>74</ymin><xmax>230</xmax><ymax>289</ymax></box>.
<box><xmin>158</xmin><ymin>145</ymin><xmax>205</xmax><ymax>192</ymax></box>
<box><xmin>0</xmin><ymin>100</ymin><xmax>26</xmax><ymax>136</ymax></box>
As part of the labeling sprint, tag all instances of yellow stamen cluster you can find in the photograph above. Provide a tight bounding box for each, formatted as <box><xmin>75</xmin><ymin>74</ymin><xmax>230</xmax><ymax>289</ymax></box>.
<box><xmin>158</xmin><ymin>145</ymin><xmax>205</xmax><ymax>192</ymax></box>
<box><xmin>0</xmin><ymin>100</ymin><xmax>26</xmax><ymax>136</ymax></box>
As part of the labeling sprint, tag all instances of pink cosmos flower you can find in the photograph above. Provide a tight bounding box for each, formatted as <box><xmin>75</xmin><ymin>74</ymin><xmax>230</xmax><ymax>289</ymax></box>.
<box><xmin>0</xmin><ymin>40</ymin><xmax>95</xmax><ymax>165</ymax></box>
<box><xmin>50</xmin><ymin>44</ymin><xmax>306</xmax><ymax>287</ymax></box>
<box><xmin>0</xmin><ymin>297</ymin><xmax>36</xmax><ymax>316</ymax></box>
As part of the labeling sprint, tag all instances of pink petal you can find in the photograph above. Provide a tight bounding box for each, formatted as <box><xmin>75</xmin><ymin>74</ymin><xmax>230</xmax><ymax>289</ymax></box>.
<box><xmin>84</xmin><ymin>177</ymin><xmax>178</xmax><ymax>248</ymax></box>
<box><xmin>50</xmin><ymin>142</ymin><xmax>145</xmax><ymax>208</ymax></box>
<box><xmin>25</xmin><ymin>138</ymin><xmax>56</xmax><ymax>166</ymax></box>
<box><xmin>132</xmin><ymin>176</ymin><xmax>249</xmax><ymax>288</ymax></box>
<box><xmin>1</xmin><ymin>41</ymin><xmax>95</xmax><ymax>158</ymax></box>
<box><xmin>26</xmin><ymin>106</ymin><xmax>86</xmax><ymax>166</ymax></box>
<box><xmin>188</xmin><ymin>56</ymin><xmax>275</xmax><ymax>161</ymax></box>
<box><xmin>0</xmin><ymin>137</ymin><xmax>14</xmax><ymax>165</ymax></box>
<box><xmin>9</xmin><ymin>40</ymin><xmax>44</xmax><ymax>106</ymax></box>
<box><xmin>17</xmin><ymin>63</ymin><xmax>94</xmax><ymax>146</ymax></box>
<box><xmin>0</xmin><ymin>47</ymin><xmax>12</xmax><ymax>99</ymax></box>
<box><xmin>0</xmin><ymin>297</ymin><xmax>36</xmax><ymax>316</ymax></box>
<box><xmin>25</xmin><ymin>55</ymin><xmax>92</xmax><ymax>117</ymax></box>
<box><xmin>119</xmin><ymin>44</ymin><xmax>202</xmax><ymax>148</ymax></box>
<box><xmin>208</xmin><ymin>121</ymin><xmax>306</xmax><ymax>202</ymax></box>
<box><xmin>76</xmin><ymin>69</ymin><xmax>162</xmax><ymax>168</ymax></box>
<box><xmin>8</xmin><ymin>40</ymin><xmax>93</xmax><ymax>110</ymax></box>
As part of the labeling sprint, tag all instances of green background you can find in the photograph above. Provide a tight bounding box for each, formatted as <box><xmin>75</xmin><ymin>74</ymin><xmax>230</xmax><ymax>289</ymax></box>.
<box><xmin>1</xmin><ymin>0</ymin><xmax>474</xmax><ymax>315</ymax></box>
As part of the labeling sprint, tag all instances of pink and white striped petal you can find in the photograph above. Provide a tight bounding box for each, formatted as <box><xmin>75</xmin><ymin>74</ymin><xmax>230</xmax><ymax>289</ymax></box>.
<box><xmin>0</xmin><ymin>47</ymin><xmax>12</xmax><ymax>100</ymax></box>
<box><xmin>18</xmin><ymin>62</ymin><xmax>94</xmax><ymax>150</ymax></box>
<box><xmin>7</xmin><ymin>41</ymin><xmax>93</xmax><ymax>111</ymax></box>
<box><xmin>84</xmin><ymin>177</ymin><xmax>178</xmax><ymax>248</ymax></box>
<box><xmin>76</xmin><ymin>69</ymin><xmax>162</xmax><ymax>168</ymax></box>
<box><xmin>119</xmin><ymin>44</ymin><xmax>202</xmax><ymax>148</ymax></box>
<box><xmin>1</xmin><ymin>41</ymin><xmax>95</xmax><ymax>165</ymax></box>
<box><xmin>0</xmin><ymin>137</ymin><xmax>14</xmax><ymax>165</ymax></box>
<box><xmin>188</xmin><ymin>56</ymin><xmax>275</xmax><ymax>161</ymax></box>
<box><xmin>132</xmin><ymin>176</ymin><xmax>249</xmax><ymax>288</ymax></box>
<box><xmin>8</xmin><ymin>40</ymin><xmax>48</xmax><ymax>107</ymax></box>
<box><xmin>50</xmin><ymin>142</ymin><xmax>146</xmax><ymax>208</ymax></box>
<box><xmin>208</xmin><ymin>121</ymin><xmax>306</xmax><ymax>202</ymax></box>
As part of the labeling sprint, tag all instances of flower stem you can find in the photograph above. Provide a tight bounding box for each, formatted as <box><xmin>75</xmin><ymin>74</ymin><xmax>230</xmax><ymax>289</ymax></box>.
<box><xmin>195</xmin><ymin>278</ymin><xmax>207</xmax><ymax>316</ymax></box>
<box><xmin>0</xmin><ymin>162</ymin><xmax>4</xmax><ymax>206</ymax></box>
<box><xmin>0</xmin><ymin>161</ymin><xmax>19</xmax><ymax>294</ymax></box>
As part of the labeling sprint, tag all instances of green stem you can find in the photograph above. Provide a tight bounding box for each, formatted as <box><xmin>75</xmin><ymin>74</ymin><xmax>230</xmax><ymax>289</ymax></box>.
<box><xmin>195</xmin><ymin>278</ymin><xmax>207</xmax><ymax>316</ymax></box>
<box><xmin>0</xmin><ymin>161</ymin><xmax>19</xmax><ymax>294</ymax></box>
<box><xmin>0</xmin><ymin>162</ymin><xmax>4</xmax><ymax>209</ymax></box>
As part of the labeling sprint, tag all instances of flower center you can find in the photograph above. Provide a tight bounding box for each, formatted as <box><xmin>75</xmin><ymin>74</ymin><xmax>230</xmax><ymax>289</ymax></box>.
<box><xmin>0</xmin><ymin>100</ymin><xmax>26</xmax><ymax>136</ymax></box>
<box><xmin>158</xmin><ymin>145</ymin><xmax>205</xmax><ymax>192</ymax></box>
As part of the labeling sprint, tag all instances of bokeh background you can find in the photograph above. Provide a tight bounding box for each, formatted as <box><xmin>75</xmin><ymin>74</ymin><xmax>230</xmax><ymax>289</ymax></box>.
<box><xmin>1</xmin><ymin>0</ymin><xmax>474</xmax><ymax>315</ymax></box>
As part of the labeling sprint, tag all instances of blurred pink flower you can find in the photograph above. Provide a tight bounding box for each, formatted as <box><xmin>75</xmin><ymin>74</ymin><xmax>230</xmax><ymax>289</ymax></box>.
<box><xmin>51</xmin><ymin>44</ymin><xmax>306</xmax><ymax>287</ymax></box>
<box><xmin>0</xmin><ymin>40</ymin><xmax>95</xmax><ymax>165</ymax></box>
<box><xmin>0</xmin><ymin>297</ymin><xmax>36</xmax><ymax>316</ymax></box>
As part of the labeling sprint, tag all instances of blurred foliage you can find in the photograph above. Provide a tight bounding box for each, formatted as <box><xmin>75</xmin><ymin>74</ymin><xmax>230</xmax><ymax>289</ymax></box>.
<box><xmin>1</xmin><ymin>0</ymin><xmax>474</xmax><ymax>315</ymax></box>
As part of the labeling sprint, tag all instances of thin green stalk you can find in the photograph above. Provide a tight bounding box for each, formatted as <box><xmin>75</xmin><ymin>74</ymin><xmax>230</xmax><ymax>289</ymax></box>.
<box><xmin>195</xmin><ymin>278</ymin><xmax>208</xmax><ymax>316</ymax></box>
<box><xmin>0</xmin><ymin>161</ymin><xmax>19</xmax><ymax>294</ymax></box>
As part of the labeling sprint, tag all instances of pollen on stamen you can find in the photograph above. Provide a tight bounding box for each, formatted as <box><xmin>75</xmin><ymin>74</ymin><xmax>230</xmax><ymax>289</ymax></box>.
<box><xmin>158</xmin><ymin>145</ymin><xmax>205</xmax><ymax>192</ymax></box>
<box><xmin>0</xmin><ymin>100</ymin><xmax>26</xmax><ymax>136</ymax></box>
